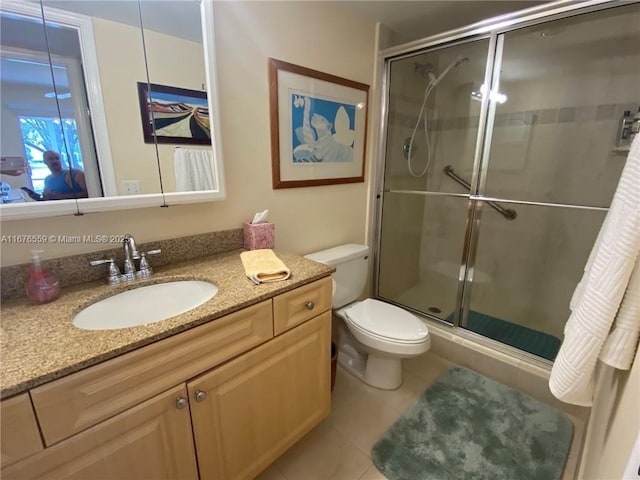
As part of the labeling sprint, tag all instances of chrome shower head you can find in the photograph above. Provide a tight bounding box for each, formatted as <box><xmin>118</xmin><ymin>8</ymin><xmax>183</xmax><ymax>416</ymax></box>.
<box><xmin>414</xmin><ymin>62</ymin><xmax>435</xmax><ymax>79</ymax></box>
<box><xmin>455</xmin><ymin>56</ymin><xmax>470</xmax><ymax>68</ymax></box>
<box><xmin>430</xmin><ymin>56</ymin><xmax>470</xmax><ymax>87</ymax></box>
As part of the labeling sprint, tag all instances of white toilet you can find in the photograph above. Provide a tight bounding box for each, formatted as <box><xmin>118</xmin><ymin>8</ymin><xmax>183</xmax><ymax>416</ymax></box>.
<box><xmin>305</xmin><ymin>244</ymin><xmax>430</xmax><ymax>390</ymax></box>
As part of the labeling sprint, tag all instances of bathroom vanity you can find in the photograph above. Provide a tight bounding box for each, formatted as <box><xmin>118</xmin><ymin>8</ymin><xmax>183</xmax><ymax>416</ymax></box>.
<box><xmin>0</xmin><ymin>251</ymin><xmax>334</xmax><ymax>480</ymax></box>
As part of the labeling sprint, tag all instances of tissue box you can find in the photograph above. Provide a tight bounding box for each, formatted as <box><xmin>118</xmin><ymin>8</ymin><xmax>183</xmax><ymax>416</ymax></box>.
<box><xmin>243</xmin><ymin>222</ymin><xmax>274</xmax><ymax>250</ymax></box>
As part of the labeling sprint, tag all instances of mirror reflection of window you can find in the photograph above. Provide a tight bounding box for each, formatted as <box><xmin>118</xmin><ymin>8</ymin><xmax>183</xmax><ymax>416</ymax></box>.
<box><xmin>18</xmin><ymin>116</ymin><xmax>83</xmax><ymax>195</ymax></box>
<box><xmin>0</xmin><ymin>10</ymin><xmax>102</xmax><ymax>201</ymax></box>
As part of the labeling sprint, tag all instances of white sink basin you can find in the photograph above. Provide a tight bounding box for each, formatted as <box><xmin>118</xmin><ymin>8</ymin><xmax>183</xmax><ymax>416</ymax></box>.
<box><xmin>73</xmin><ymin>280</ymin><xmax>218</xmax><ymax>331</ymax></box>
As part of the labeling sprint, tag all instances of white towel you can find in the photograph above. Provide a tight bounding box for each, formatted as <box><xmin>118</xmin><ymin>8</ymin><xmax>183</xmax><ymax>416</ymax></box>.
<box><xmin>173</xmin><ymin>148</ymin><xmax>215</xmax><ymax>191</ymax></box>
<box><xmin>600</xmin><ymin>257</ymin><xmax>640</xmax><ymax>369</ymax></box>
<box><xmin>549</xmin><ymin>135</ymin><xmax>640</xmax><ymax>406</ymax></box>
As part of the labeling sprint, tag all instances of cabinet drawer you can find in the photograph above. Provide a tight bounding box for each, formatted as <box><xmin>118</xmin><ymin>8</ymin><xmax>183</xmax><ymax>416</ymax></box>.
<box><xmin>31</xmin><ymin>300</ymin><xmax>273</xmax><ymax>446</ymax></box>
<box><xmin>273</xmin><ymin>277</ymin><xmax>332</xmax><ymax>335</ymax></box>
<box><xmin>0</xmin><ymin>394</ymin><xmax>43</xmax><ymax>468</ymax></box>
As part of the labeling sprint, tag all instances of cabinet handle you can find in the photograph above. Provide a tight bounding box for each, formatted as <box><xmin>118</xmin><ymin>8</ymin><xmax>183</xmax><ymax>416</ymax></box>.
<box><xmin>305</xmin><ymin>301</ymin><xmax>315</xmax><ymax>310</ymax></box>
<box><xmin>195</xmin><ymin>390</ymin><xmax>207</xmax><ymax>402</ymax></box>
<box><xmin>176</xmin><ymin>397</ymin><xmax>188</xmax><ymax>409</ymax></box>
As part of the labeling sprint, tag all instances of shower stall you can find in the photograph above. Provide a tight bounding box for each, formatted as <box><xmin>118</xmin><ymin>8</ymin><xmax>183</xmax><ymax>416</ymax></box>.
<box><xmin>375</xmin><ymin>1</ymin><xmax>640</xmax><ymax>362</ymax></box>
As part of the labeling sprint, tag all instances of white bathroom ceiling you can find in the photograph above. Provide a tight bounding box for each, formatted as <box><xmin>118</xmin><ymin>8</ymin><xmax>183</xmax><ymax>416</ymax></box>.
<box><xmin>333</xmin><ymin>1</ymin><xmax>546</xmax><ymax>44</ymax></box>
<box><xmin>36</xmin><ymin>1</ymin><xmax>545</xmax><ymax>46</ymax></box>
<box><xmin>39</xmin><ymin>0</ymin><xmax>202</xmax><ymax>43</ymax></box>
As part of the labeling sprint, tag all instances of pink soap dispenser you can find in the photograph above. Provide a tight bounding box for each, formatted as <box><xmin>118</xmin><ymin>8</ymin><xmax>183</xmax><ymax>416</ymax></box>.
<box><xmin>25</xmin><ymin>250</ymin><xmax>60</xmax><ymax>305</ymax></box>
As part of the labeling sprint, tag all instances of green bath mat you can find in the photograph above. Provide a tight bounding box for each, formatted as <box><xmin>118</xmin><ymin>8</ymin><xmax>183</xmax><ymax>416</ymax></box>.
<box><xmin>371</xmin><ymin>367</ymin><xmax>573</xmax><ymax>480</ymax></box>
<box><xmin>445</xmin><ymin>310</ymin><xmax>561</xmax><ymax>361</ymax></box>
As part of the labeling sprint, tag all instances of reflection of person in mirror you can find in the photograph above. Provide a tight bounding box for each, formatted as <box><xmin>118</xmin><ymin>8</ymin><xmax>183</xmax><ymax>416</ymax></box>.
<box><xmin>42</xmin><ymin>150</ymin><xmax>88</xmax><ymax>200</ymax></box>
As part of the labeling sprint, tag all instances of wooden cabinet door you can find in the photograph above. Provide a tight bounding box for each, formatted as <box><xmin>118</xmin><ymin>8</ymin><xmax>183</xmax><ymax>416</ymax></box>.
<box><xmin>0</xmin><ymin>394</ymin><xmax>43</xmax><ymax>468</ymax></box>
<box><xmin>1</xmin><ymin>385</ymin><xmax>198</xmax><ymax>480</ymax></box>
<box><xmin>189</xmin><ymin>311</ymin><xmax>331</xmax><ymax>480</ymax></box>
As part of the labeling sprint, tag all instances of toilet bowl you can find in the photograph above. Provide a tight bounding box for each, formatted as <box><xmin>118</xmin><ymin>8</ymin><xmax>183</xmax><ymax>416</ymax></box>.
<box><xmin>335</xmin><ymin>298</ymin><xmax>430</xmax><ymax>389</ymax></box>
<box><xmin>305</xmin><ymin>244</ymin><xmax>431</xmax><ymax>390</ymax></box>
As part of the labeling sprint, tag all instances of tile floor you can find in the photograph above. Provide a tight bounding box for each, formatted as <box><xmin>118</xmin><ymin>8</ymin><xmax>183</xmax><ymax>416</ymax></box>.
<box><xmin>256</xmin><ymin>352</ymin><xmax>584</xmax><ymax>480</ymax></box>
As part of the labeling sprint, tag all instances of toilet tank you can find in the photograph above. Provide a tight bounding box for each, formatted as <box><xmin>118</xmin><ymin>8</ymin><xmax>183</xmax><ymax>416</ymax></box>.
<box><xmin>304</xmin><ymin>244</ymin><xmax>369</xmax><ymax>309</ymax></box>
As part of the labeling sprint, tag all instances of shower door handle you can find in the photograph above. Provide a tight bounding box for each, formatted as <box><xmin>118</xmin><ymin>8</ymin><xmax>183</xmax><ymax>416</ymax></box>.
<box><xmin>443</xmin><ymin>165</ymin><xmax>517</xmax><ymax>221</ymax></box>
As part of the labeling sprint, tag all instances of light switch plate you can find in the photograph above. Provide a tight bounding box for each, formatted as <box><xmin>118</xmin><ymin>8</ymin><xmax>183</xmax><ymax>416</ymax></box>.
<box><xmin>122</xmin><ymin>180</ymin><xmax>141</xmax><ymax>195</ymax></box>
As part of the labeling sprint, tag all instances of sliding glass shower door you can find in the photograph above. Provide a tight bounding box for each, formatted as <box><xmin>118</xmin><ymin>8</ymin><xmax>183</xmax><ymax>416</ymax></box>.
<box><xmin>377</xmin><ymin>2</ymin><xmax>640</xmax><ymax>361</ymax></box>
<box><xmin>378</xmin><ymin>37</ymin><xmax>491</xmax><ymax>321</ymax></box>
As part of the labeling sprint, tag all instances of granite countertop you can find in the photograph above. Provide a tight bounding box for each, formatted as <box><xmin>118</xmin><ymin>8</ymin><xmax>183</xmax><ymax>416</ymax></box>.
<box><xmin>0</xmin><ymin>250</ymin><xmax>334</xmax><ymax>399</ymax></box>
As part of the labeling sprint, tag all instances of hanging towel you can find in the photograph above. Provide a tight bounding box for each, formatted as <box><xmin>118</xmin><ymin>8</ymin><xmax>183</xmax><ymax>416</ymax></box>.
<box><xmin>240</xmin><ymin>249</ymin><xmax>291</xmax><ymax>285</ymax></box>
<box><xmin>549</xmin><ymin>135</ymin><xmax>640</xmax><ymax>406</ymax></box>
<box><xmin>600</xmin><ymin>256</ymin><xmax>640</xmax><ymax>369</ymax></box>
<box><xmin>173</xmin><ymin>148</ymin><xmax>215</xmax><ymax>191</ymax></box>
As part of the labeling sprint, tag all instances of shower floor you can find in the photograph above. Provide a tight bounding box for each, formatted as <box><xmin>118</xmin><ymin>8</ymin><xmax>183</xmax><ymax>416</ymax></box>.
<box><xmin>386</xmin><ymin>283</ymin><xmax>561</xmax><ymax>360</ymax></box>
<box><xmin>445</xmin><ymin>310</ymin><xmax>561</xmax><ymax>361</ymax></box>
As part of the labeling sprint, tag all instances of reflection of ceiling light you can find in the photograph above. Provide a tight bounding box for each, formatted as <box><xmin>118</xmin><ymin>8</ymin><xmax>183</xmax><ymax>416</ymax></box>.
<box><xmin>539</xmin><ymin>27</ymin><xmax>565</xmax><ymax>37</ymax></box>
<box><xmin>471</xmin><ymin>84</ymin><xmax>507</xmax><ymax>104</ymax></box>
<box><xmin>1</xmin><ymin>12</ymin><xmax>44</xmax><ymax>25</ymax></box>
<box><xmin>4</xmin><ymin>58</ymin><xmax>65</xmax><ymax>69</ymax></box>
<box><xmin>44</xmin><ymin>92</ymin><xmax>72</xmax><ymax>99</ymax></box>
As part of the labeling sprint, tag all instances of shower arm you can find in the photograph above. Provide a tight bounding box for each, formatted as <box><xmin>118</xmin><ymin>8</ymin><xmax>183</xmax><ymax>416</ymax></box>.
<box><xmin>443</xmin><ymin>165</ymin><xmax>517</xmax><ymax>221</ymax></box>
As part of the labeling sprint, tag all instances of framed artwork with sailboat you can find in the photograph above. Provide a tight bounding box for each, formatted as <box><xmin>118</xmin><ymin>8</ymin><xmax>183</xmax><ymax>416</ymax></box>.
<box><xmin>137</xmin><ymin>82</ymin><xmax>211</xmax><ymax>145</ymax></box>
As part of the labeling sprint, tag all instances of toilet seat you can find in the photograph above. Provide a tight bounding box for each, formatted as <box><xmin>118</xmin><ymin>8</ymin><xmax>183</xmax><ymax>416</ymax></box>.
<box><xmin>346</xmin><ymin>318</ymin><xmax>427</xmax><ymax>345</ymax></box>
<box><xmin>341</xmin><ymin>298</ymin><xmax>428</xmax><ymax>343</ymax></box>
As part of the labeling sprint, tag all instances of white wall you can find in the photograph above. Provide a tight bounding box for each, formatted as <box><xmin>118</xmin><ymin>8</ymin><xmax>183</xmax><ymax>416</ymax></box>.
<box><xmin>91</xmin><ymin>16</ymin><xmax>157</xmax><ymax>195</ymax></box>
<box><xmin>0</xmin><ymin>1</ymin><xmax>376</xmax><ymax>266</ymax></box>
<box><xmin>144</xmin><ymin>28</ymin><xmax>207</xmax><ymax>193</ymax></box>
<box><xmin>579</xmin><ymin>353</ymin><xmax>640</xmax><ymax>479</ymax></box>
<box><xmin>93</xmin><ymin>17</ymin><xmax>207</xmax><ymax>194</ymax></box>
<box><xmin>0</xmin><ymin>84</ymin><xmax>29</xmax><ymax>158</ymax></box>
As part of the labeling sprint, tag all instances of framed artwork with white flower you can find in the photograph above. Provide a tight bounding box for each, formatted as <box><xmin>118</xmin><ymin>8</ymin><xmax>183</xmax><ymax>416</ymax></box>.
<box><xmin>268</xmin><ymin>58</ymin><xmax>369</xmax><ymax>189</ymax></box>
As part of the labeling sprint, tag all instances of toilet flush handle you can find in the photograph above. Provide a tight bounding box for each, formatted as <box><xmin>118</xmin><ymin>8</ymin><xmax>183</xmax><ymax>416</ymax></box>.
<box><xmin>305</xmin><ymin>301</ymin><xmax>315</xmax><ymax>310</ymax></box>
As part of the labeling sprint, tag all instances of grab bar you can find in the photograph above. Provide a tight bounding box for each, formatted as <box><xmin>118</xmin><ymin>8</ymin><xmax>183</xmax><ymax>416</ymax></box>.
<box><xmin>443</xmin><ymin>165</ymin><xmax>517</xmax><ymax>220</ymax></box>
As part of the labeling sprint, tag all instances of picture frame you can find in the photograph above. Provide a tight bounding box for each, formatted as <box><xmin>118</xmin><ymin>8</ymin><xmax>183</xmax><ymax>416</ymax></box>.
<box><xmin>137</xmin><ymin>82</ymin><xmax>211</xmax><ymax>145</ymax></box>
<box><xmin>268</xmin><ymin>58</ymin><xmax>369</xmax><ymax>189</ymax></box>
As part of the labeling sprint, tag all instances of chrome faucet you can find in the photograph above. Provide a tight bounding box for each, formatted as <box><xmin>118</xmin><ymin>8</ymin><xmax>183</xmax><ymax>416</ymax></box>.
<box><xmin>90</xmin><ymin>234</ymin><xmax>161</xmax><ymax>283</ymax></box>
<box><xmin>122</xmin><ymin>234</ymin><xmax>140</xmax><ymax>281</ymax></box>
<box><xmin>89</xmin><ymin>258</ymin><xmax>123</xmax><ymax>285</ymax></box>
<box><xmin>124</xmin><ymin>234</ymin><xmax>140</xmax><ymax>259</ymax></box>
<box><xmin>137</xmin><ymin>249</ymin><xmax>161</xmax><ymax>278</ymax></box>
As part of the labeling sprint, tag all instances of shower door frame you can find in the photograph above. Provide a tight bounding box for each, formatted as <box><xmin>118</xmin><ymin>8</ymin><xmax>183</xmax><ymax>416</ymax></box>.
<box><xmin>372</xmin><ymin>0</ymin><xmax>627</xmax><ymax>358</ymax></box>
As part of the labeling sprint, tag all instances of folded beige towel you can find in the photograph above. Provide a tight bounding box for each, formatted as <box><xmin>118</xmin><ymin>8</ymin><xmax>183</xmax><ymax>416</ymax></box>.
<box><xmin>240</xmin><ymin>249</ymin><xmax>291</xmax><ymax>284</ymax></box>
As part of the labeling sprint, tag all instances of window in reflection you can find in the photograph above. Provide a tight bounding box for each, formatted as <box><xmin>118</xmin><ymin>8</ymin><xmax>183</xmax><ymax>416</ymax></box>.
<box><xmin>18</xmin><ymin>115</ymin><xmax>83</xmax><ymax>196</ymax></box>
<box><xmin>1</xmin><ymin>9</ymin><xmax>103</xmax><ymax>201</ymax></box>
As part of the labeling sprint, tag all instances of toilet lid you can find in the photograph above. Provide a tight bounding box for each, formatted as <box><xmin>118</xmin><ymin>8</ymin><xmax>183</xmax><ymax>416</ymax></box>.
<box><xmin>343</xmin><ymin>299</ymin><xmax>428</xmax><ymax>342</ymax></box>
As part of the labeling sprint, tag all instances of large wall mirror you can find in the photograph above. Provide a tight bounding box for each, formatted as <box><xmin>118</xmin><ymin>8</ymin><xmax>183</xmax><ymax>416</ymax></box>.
<box><xmin>0</xmin><ymin>0</ymin><xmax>225</xmax><ymax>220</ymax></box>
